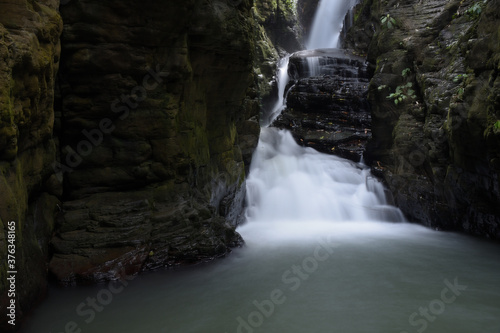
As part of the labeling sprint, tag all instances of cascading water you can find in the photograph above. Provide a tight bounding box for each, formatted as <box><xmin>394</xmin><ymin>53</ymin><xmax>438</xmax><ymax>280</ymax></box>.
<box><xmin>306</xmin><ymin>56</ymin><xmax>321</xmax><ymax>77</ymax></box>
<box><xmin>306</xmin><ymin>0</ymin><xmax>359</xmax><ymax>49</ymax></box>
<box><xmin>20</xmin><ymin>2</ymin><xmax>500</xmax><ymax>332</ymax></box>
<box><xmin>245</xmin><ymin>128</ymin><xmax>404</xmax><ymax>224</ymax></box>
<box><xmin>305</xmin><ymin>0</ymin><xmax>359</xmax><ymax>76</ymax></box>
<box><xmin>262</xmin><ymin>56</ymin><xmax>290</xmax><ymax>127</ymax></box>
<box><xmin>247</xmin><ymin>0</ymin><xmax>401</xmax><ymax>229</ymax></box>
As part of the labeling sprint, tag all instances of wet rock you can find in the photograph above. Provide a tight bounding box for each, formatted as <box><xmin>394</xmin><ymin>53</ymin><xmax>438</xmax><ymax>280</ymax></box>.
<box><xmin>346</xmin><ymin>0</ymin><xmax>500</xmax><ymax>238</ymax></box>
<box><xmin>273</xmin><ymin>49</ymin><xmax>372</xmax><ymax>162</ymax></box>
<box><xmin>49</xmin><ymin>0</ymin><xmax>258</xmax><ymax>284</ymax></box>
<box><xmin>255</xmin><ymin>0</ymin><xmax>304</xmax><ymax>53</ymax></box>
<box><xmin>0</xmin><ymin>1</ymin><xmax>62</xmax><ymax>330</ymax></box>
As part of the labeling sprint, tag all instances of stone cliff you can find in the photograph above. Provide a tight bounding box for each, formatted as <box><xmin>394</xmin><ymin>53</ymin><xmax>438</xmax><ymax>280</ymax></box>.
<box><xmin>0</xmin><ymin>0</ymin><xmax>281</xmax><ymax>329</ymax></box>
<box><xmin>0</xmin><ymin>1</ymin><xmax>62</xmax><ymax>331</ymax></box>
<box><xmin>344</xmin><ymin>0</ymin><xmax>500</xmax><ymax>238</ymax></box>
<box><xmin>2</xmin><ymin>0</ymin><xmax>499</xmax><ymax>330</ymax></box>
<box><xmin>50</xmin><ymin>0</ymin><xmax>261</xmax><ymax>284</ymax></box>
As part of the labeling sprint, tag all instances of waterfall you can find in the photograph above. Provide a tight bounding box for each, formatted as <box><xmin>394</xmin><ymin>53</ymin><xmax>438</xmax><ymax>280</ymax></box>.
<box><xmin>245</xmin><ymin>128</ymin><xmax>405</xmax><ymax>224</ymax></box>
<box><xmin>306</xmin><ymin>56</ymin><xmax>321</xmax><ymax>77</ymax></box>
<box><xmin>306</xmin><ymin>0</ymin><xmax>359</xmax><ymax>50</ymax></box>
<box><xmin>245</xmin><ymin>0</ymin><xmax>404</xmax><ymax>227</ymax></box>
<box><xmin>263</xmin><ymin>56</ymin><xmax>290</xmax><ymax>127</ymax></box>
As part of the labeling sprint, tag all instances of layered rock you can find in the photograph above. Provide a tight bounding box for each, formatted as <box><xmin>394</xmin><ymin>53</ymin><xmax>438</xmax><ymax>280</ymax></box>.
<box><xmin>273</xmin><ymin>49</ymin><xmax>372</xmax><ymax>162</ymax></box>
<box><xmin>50</xmin><ymin>0</ymin><xmax>261</xmax><ymax>284</ymax></box>
<box><xmin>0</xmin><ymin>0</ymin><xmax>310</xmax><ymax>329</ymax></box>
<box><xmin>344</xmin><ymin>0</ymin><xmax>500</xmax><ymax>238</ymax></box>
<box><xmin>0</xmin><ymin>1</ymin><xmax>62</xmax><ymax>331</ymax></box>
<box><xmin>297</xmin><ymin>0</ymin><xmax>320</xmax><ymax>37</ymax></box>
<box><xmin>254</xmin><ymin>0</ymin><xmax>304</xmax><ymax>53</ymax></box>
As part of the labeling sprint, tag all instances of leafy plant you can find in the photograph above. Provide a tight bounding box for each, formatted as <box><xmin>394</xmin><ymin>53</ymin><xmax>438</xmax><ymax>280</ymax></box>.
<box><xmin>494</xmin><ymin>120</ymin><xmax>500</xmax><ymax>130</ymax></box>
<box><xmin>380</xmin><ymin>14</ymin><xmax>397</xmax><ymax>29</ymax></box>
<box><xmin>465</xmin><ymin>2</ymin><xmax>483</xmax><ymax>19</ymax></box>
<box><xmin>453</xmin><ymin>73</ymin><xmax>469</xmax><ymax>83</ymax></box>
<box><xmin>279</xmin><ymin>0</ymin><xmax>297</xmax><ymax>14</ymax></box>
<box><xmin>453</xmin><ymin>72</ymin><xmax>471</xmax><ymax>101</ymax></box>
<box><xmin>379</xmin><ymin>69</ymin><xmax>416</xmax><ymax>105</ymax></box>
<box><xmin>386</xmin><ymin>82</ymin><xmax>416</xmax><ymax>105</ymax></box>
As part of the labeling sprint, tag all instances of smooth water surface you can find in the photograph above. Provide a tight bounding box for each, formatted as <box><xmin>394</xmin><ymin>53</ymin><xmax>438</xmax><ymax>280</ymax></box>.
<box><xmin>21</xmin><ymin>222</ymin><xmax>500</xmax><ymax>333</ymax></box>
<box><xmin>20</xmin><ymin>1</ymin><xmax>500</xmax><ymax>332</ymax></box>
<box><xmin>21</xmin><ymin>129</ymin><xmax>500</xmax><ymax>333</ymax></box>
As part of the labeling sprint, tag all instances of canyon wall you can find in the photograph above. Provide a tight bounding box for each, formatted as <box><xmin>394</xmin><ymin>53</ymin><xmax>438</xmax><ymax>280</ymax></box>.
<box><xmin>0</xmin><ymin>0</ymin><xmax>285</xmax><ymax>329</ymax></box>
<box><xmin>344</xmin><ymin>0</ymin><xmax>500</xmax><ymax>238</ymax></box>
<box><xmin>0</xmin><ymin>1</ymin><xmax>62</xmax><ymax>330</ymax></box>
<box><xmin>50</xmin><ymin>0</ymin><xmax>260</xmax><ymax>284</ymax></box>
<box><xmin>2</xmin><ymin>0</ymin><xmax>499</xmax><ymax>330</ymax></box>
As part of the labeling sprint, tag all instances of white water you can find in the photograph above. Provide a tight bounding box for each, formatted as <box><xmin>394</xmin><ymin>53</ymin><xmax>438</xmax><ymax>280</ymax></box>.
<box><xmin>245</xmin><ymin>128</ymin><xmax>404</xmax><ymax>224</ymax></box>
<box><xmin>306</xmin><ymin>0</ymin><xmax>359</xmax><ymax>49</ymax></box>
<box><xmin>306</xmin><ymin>56</ymin><xmax>321</xmax><ymax>77</ymax></box>
<box><xmin>264</xmin><ymin>56</ymin><xmax>290</xmax><ymax>127</ymax></box>
<box><xmin>20</xmin><ymin>2</ymin><xmax>500</xmax><ymax>333</ymax></box>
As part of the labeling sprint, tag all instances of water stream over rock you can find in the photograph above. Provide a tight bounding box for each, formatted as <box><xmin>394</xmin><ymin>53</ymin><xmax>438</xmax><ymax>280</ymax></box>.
<box><xmin>19</xmin><ymin>1</ymin><xmax>500</xmax><ymax>332</ymax></box>
<box><xmin>306</xmin><ymin>0</ymin><xmax>359</xmax><ymax>49</ymax></box>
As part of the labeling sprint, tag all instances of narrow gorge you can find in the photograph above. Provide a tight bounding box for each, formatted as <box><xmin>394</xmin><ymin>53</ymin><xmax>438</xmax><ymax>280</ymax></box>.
<box><xmin>0</xmin><ymin>0</ymin><xmax>499</xmax><ymax>332</ymax></box>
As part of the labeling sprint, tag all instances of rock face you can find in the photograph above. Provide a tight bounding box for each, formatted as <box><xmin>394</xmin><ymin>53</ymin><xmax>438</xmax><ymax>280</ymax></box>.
<box><xmin>0</xmin><ymin>0</ymin><xmax>274</xmax><ymax>328</ymax></box>
<box><xmin>0</xmin><ymin>1</ymin><xmax>62</xmax><ymax>331</ymax></box>
<box><xmin>50</xmin><ymin>0</ymin><xmax>261</xmax><ymax>284</ymax></box>
<box><xmin>344</xmin><ymin>0</ymin><xmax>500</xmax><ymax>238</ymax></box>
<box><xmin>273</xmin><ymin>49</ymin><xmax>372</xmax><ymax>162</ymax></box>
<box><xmin>254</xmin><ymin>0</ymin><xmax>304</xmax><ymax>53</ymax></box>
<box><xmin>297</xmin><ymin>0</ymin><xmax>320</xmax><ymax>38</ymax></box>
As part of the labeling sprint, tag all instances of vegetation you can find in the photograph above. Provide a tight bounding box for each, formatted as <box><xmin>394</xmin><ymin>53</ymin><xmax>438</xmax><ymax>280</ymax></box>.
<box><xmin>452</xmin><ymin>73</ymin><xmax>470</xmax><ymax>101</ymax></box>
<box><xmin>402</xmin><ymin>68</ymin><xmax>411</xmax><ymax>78</ymax></box>
<box><xmin>386</xmin><ymin>82</ymin><xmax>416</xmax><ymax>105</ymax></box>
<box><xmin>465</xmin><ymin>1</ymin><xmax>485</xmax><ymax>19</ymax></box>
<box><xmin>453</xmin><ymin>0</ymin><xmax>487</xmax><ymax>20</ymax></box>
<box><xmin>380</xmin><ymin>14</ymin><xmax>397</xmax><ymax>29</ymax></box>
<box><xmin>378</xmin><ymin>68</ymin><xmax>417</xmax><ymax>105</ymax></box>
<box><xmin>453</xmin><ymin>73</ymin><xmax>469</xmax><ymax>83</ymax></box>
<box><xmin>494</xmin><ymin>120</ymin><xmax>500</xmax><ymax>132</ymax></box>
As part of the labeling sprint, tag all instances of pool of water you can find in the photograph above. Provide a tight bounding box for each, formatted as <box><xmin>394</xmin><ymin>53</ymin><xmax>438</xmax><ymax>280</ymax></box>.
<box><xmin>21</xmin><ymin>127</ymin><xmax>500</xmax><ymax>333</ymax></box>
<box><xmin>21</xmin><ymin>220</ymin><xmax>500</xmax><ymax>333</ymax></box>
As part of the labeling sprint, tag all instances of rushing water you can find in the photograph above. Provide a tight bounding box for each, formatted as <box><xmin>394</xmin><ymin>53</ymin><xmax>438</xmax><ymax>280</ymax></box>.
<box><xmin>21</xmin><ymin>124</ymin><xmax>500</xmax><ymax>333</ymax></box>
<box><xmin>245</xmin><ymin>128</ymin><xmax>404</xmax><ymax>223</ymax></box>
<box><xmin>21</xmin><ymin>1</ymin><xmax>500</xmax><ymax>332</ymax></box>
<box><xmin>306</xmin><ymin>0</ymin><xmax>359</xmax><ymax>49</ymax></box>
<box><xmin>262</xmin><ymin>56</ymin><xmax>290</xmax><ymax>127</ymax></box>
